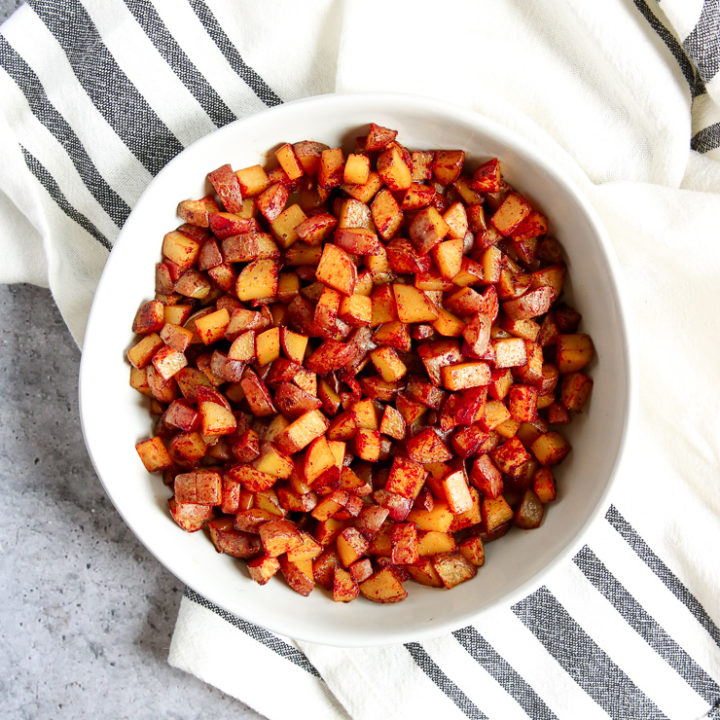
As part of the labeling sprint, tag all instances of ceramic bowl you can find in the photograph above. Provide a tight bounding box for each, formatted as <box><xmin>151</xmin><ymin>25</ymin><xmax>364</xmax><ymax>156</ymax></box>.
<box><xmin>79</xmin><ymin>93</ymin><xmax>631</xmax><ymax>646</ymax></box>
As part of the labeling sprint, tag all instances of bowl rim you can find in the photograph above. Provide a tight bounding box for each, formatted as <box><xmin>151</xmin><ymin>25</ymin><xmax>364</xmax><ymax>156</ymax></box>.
<box><xmin>79</xmin><ymin>91</ymin><xmax>633</xmax><ymax>646</ymax></box>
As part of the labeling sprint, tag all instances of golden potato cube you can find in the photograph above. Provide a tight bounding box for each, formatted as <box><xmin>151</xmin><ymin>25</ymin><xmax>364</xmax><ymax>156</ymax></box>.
<box><xmin>370</xmin><ymin>347</ymin><xmax>407</xmax><ymax>382</ymax></box>
<box><xmin>343</xmin><ymin>153</ymin><xmax>370</xmax><ymax>185</ymax></box>
<box><xmin>407</xmin><ymin>501</ymin><xmax>454</xmax><ymax>532</ymax></box>
<box><xmin>270</xmin><ymin>204</ymin><xmax>307</xmax><ymax>249</ymax></box>
<box><xmin>162</xmin><ymin>230</ymin><xmax>200</xmax><ymax>270</ymax></box>
<box><xmin>417</xmin><ymin>531</ymin><xmax>457</xmax><ymax>556</ymax></box>
<box><xmin>135</xmin><ymin>436</ymin><xmax>172</xmax><ymax>472</ymax></box>
<box><xmin>235</xmin><ymin>259</ymin><xmax>278</xmax><ymax>301</ymax></box>
<box><xmin>337</xmin><ymin>527</ymin><xmax>370</xmax><ymax>567</ymax></box>
<box><xmin>255</xmin><ymin>327</ymin><xmax>280</xmax><ymax>366</ymax></box>
<box><xmin>235</xmin><ymin>164</ymin><xmax>270</xmax><ymax>196</ymax></box>
<box><xmin>556</xmin><ymin>334</ymin><xmax>594</xmax><ymax>373</ymax></box>
<box><xmin>458</xmin><ymin>536</ymin><xmax>485</xmax><ymax>567</ymax></box>
<box><xmin>194</xmin><ymin>308</ymin><xmax>230</xmax><ymax>346</ymax></box>
<box><xmin>393</xmin><ymin>285</ymin><xmax>438</xmax><ymax>323</ymax></box>
<box><xmin>127</xmin><ymin>333</ymin><xmax>164</xmax><ymax>369</ymax></box>
<box><xmin>359</xmin><ymin>568</ymin><xmax>408</xmax><ymax>603</ymax></box>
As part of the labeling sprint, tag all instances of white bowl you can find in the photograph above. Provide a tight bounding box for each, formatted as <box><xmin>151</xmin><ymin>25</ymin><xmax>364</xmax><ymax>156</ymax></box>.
<box><xmin>79</xmin><ymin>93</ymin><xmax>631</xmax><ymax>647</ymax></box>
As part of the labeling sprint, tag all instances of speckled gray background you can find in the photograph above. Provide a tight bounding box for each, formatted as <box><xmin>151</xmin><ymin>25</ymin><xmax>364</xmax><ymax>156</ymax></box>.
<box><xmin>0</xmin><ymin>4</ymin><xmax>262</xmax><ymax>718</ymax></box>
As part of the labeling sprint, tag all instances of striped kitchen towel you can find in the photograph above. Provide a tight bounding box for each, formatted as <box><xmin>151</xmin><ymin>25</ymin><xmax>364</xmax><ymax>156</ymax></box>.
<box><xmin>1</xmin><ymin>1</ymin><xmax>719</xmax><ymax>718</ymax></box>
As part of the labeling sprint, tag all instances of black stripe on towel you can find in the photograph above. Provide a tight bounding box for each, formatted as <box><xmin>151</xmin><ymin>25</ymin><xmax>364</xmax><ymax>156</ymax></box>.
<box><xmin>0</xmin><ymin>35</ymin><xmax>130</xmax><ymax>228</ymax></box>
<box><xmin>20</xmin><ymin>145</ymin><xmax>112</xmax><ymax>251</ymax></box>
<box><xmin>452</xmin><ymin>626</ymin><xmax>557</xmax><ymax>720</ymax></box>
<box><xmin>692</xmin><ymin>123</ymin><xmax>720</xmax><ymax>153</ymax></box>
<box><xmin>404</xmin><ymin>642</ymin><xmax>488</xmax><ymax>720</ymax></box>
<box><xmin>28</xmin><ymin>0</ymin><xmax>184</xmax><ymax>176</ymax></box>
<box><xmin>183</xmin><ymin>588</ymin><xmax>320</xmax><ymax>677</ymax></box>
<box><xmin>575</xmin><ymin>545</ymin><xmax>720</xmax><ymax>705</ymax></box>
<box><xmin>186</xmin><ymin>0</ymin><xmax>282</xmax><ymax>108</ymax></box>
<box><xmin>606</xmin><ymin>505</ymin><xmax>720</xmax><ymax>649</ymax></box>
<box><xmin>632</xmin><ymin>0</ymin><xmax>706</xmax><ymax>97</ymax></box>
<box><xmin>683</xmin><ymin>0</ymin><xmax>720</xmax><ymax>84</ymax></box>
<box><xmin>122</xmin><ymin>0</ymin><xmax>236</xmax><ymax>129</ymax></box>
<box><xmin>513</xmin><ymin>586</ymin><xmax>666</xmax><ymax>720</ymax></box>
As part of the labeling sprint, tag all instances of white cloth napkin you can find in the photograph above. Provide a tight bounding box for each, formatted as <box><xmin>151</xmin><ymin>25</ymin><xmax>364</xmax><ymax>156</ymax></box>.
<box><xmin>2</xmin><ymin>1</ymin><xmax>719</xmax><ymax>718</ymax></box>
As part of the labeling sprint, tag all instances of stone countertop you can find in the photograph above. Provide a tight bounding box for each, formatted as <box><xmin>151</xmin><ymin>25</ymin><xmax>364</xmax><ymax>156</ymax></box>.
<box><xmin>0</xmin><ymin>284</ymin><xmax>262</xmax><ymax>720</ymax></box>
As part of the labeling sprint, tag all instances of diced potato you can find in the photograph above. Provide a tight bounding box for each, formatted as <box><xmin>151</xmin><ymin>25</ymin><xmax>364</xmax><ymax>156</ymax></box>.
<box><xmin>316</xmin><ymin>244</ymin><xmax>357</xmax><ymax>296</ymax></box>
<box><xmin>135</xmin><ymin>436</ymin><xmax>172</xmax><ymax>472</ymax></box>
<box><xmin>235</xmin><ymin>259</ymin><xmax>279</xmax><ymax>301</ymax></box>
<box><xmin>359</xmin><ymin>568</ymin><xmax>408</xmax><ymax>603</ymax></box>
<box><xmin>393</xmin><ymin>285</ymin><xmax>438</xmax><ymax>323</ymax></box>
<box><xmin>432</xmin><ymin>552</ymin><xmax>477</xmax><ymax>589</ymax></box>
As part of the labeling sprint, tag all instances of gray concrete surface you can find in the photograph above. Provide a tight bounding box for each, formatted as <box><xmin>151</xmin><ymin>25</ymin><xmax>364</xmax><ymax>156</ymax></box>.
<box><xmin>0</xmin><ymin>4</ymin><xmax>261</xmax><ymax>718</ymax></box>
<box><xmin>0</xmin><ymin>286</ymin><xmax>263</xmax><ymax>719</ymax></box>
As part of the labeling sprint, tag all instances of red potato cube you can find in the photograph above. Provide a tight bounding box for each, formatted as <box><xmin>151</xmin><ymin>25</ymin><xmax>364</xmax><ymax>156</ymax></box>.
<box><xmin>316</xmin><ymin>244</ymin><xmax>357</xmax><ymax>296</ymax></box>
<box><xmin>470</xmin><ymin>454</ymin><xmax>503</xmax><ymax>498</ymax></box>
<box><xmin>432</xmin><ymin>238</ymin><xmax>464</xmax><ymax>280</ymax></box>
<box><xmin>258</xmin><ymin>518</ymin><xmax>303</xmax><ymax>557</ymax></box>
<box><xmin>402</xmin><ymin>183</ymin><xmax>436</xmax><ymax>210</ymax></box>
<box><xmin>418</xmin><ymin>339</ymin><xmax>464</xmax><ymax>386</ymax></box>
<box><xmin>512</xmin><ymin>209</ymin><xmax>548</xmax><ymax>241</ymax></box>
<box><xmin>174</xmin><ymin>470</ymin><xmax>222</xmax><ymax>505</ymax></box>
<box><xmin>480</xmin><ymin>400</ymin><xmax>512</xmax><ymax>432</ymax></box>
<box><xmin>336</xmin><ymin>527</ymin><xmax>370</xmax><ymax>567</ymax></box>
<box><xmin>164</xmin><ymin>399</ymin><xmax>199</xmax><ymax>432</ymax></box>
<box><xmin>443</xmin><ymin>202</ymin><xmax>469</xmax><ymax>240</ymax></box>
<box><xmin>494</xmin><ymin>337</ymin><xmax>528</xmax><ymax>368</ymax></box>
<box><xmin>354</xmin><ymin>429</ymin><xmax>382</xmax><ymax>461</ymax></box>
<box><xmin>168</xmin><ymin>497</ymin><xmax>214</xmax><ymax>532</ymax></box>
<box><xmin>256</xmin><ymin>327</ymin><xmax>281</xmax><ymax>366</ymax></box>
<box><xmin>270</xmin><ymin>204</ymin><xmax>307</xmax><ymax>249</ymax></box>
<box><xmin>560</xmin><ymin>372</ymin><xmax>594</xmax><ymax>412</ymax></box>
<box><xmin>132</xmin><ymin>300</ymin><xmax>165</xmax><ymax>335</ymax></box>
<box><xmin>127</xmin><ymin>333</ymin><xmax>164</xmax><ymax>370</ymax></box>
<box><xmin>207</xmin><ymin>212</ymin><xmax>256</xmax><ymax>240</ymax></box>
<box><xmin>440</xmin><ymin>468</ymin><xmax>473</xmax><ymax>514</ymax></box>
<box><xmin>279</xmin><ymin>555</ymin><xmax>315</xmax><ymax>597</ymax></box>
<box><xmin>151</xmin><ymin>344</ymin><xmax>187</xmax><ymax>380</ymax></box>
<box><xmin>377</xmin><ymin>145</ymin><xmax>412</xmax><ymax>191</ymax></box>
<box><xmin>176</xmin><ymin>196</ymin><xmax>219</xmax><ymax>228</ymax></box>
<box><xmin>230</xmin><ymin>428</ymin><xmax>260</xmax><ymax>463</ymax></box>
<box><xmin>379</xmin><ymin>405</ymin><xmax>406</xmax><ymax>440</ymax></box>
<box><xmin>462</xmin><ymin>314</ymin><xmax>492</xmax><ymax>357</ymax></box>
<box><xmin>556</xmin><ymin>334</ymin><xmax>594</xmax><ymax>373</ymax></box>
<box><xmin>247</xmin><ymin>555</ymin><xmax>281</xmax><ymax>585</ymax></box>
<box><xmin>482</xmin><ymin>495</ymin><xmax>514</xmax><ymax>533</ymax></box>
<box><xmin>334</xmin><ymin>227</ymin><xmax>381</xmax><ymax>256</ymax></box>
<box><xmin>366</xmin><ymin>123</ymin><xmax>397</xmax><ymax>151</ymax></box>
<box><xmin>432</xmin><ymin>552</ymin><xmax>477</xmax><ymax>589</ymax></box>
<box><xmin>235</xmin><ymin>259</ymin><xmax>279</xmax><ymax>302</ymax></box>
<box><xmin>318</xmin><ymin>147</ymin><xmax>345</xmax><ymax>190</ymax></box>
<box><xmin>222</xmin><ymin>232</ymin><xmax>280</xmax><ymax>263</ymax></box>
<box><xmin>193</xmin><ymin>308</ymin><xmax>230</xmax><ymax>346</ymax></box>
<box><xmin>370</xmin><ymin>347</ymin><xmax>407</xmax><ymax>382</ymax></box>
<box><xmin>393</xmin><ymin>285</ymin><xmax>438</xmax><ymax>323</ymax></box>
<box><xmin>391</xmin><ymin>523</ymin><xmax>419</xmax><ymax>565</ymax></box>
<box><xmin>508</xmin><ymin>385</ymin><xmax>539</xmax><ymax>422</ymax></box>
<box><xmin>253</xmin><ymin>442</ymin><xmax>294</xmax><ymax>479</ymax></box>
<box><xmin>406</xmin><ymin>428</ymin><xmax>452</xmax><ymax>464</ymax></box>
<box><xmin>491</xmin><ymin>191</ymin><xmax>532</xmax><ymax>236</ymax></box>
<box><xmin>293</xmin><ymin>140</ymin><xmax>329</xmax><ymax>176</ymax></box>
<box><xmin>135</xmin><ymin>436</ymin><xmax>172</xmax><ymax>473</ymax></box>
<box><xmin>240</xmin><ymin>368</ymin><xmax>276</xmax><ymax>417</ymax></box>
<box><xmin>385</xmin><ymin>456</ymin><xmax>427</xmax><ymax>499</ymax></box>
<box><xmin>533</xmin><ymin>467</ymin><xmax>557</xmax><ymax>503</ymax></box>
<box><xmin>207</xmin><ymin>164</ymin><xmax>244</xmax><ymax>213</ymax></box>
<box><xmin>333</xmin><ymin>567</ymin><xmax>360</xmax><ymax>602</ymax></box>
<box><xmin>441</xmin><ymin>362</ymin><xmax>491</xmax><ymax>391</ymax></box>
<box><xmin>387</xmin><ymin>238</ymin><xmax>431</xmax><ymax>274</ymax></box>
<box><xmin>256</xmin><ymin>183</ymin><xmax>289</xmax><ymax>222</ymax></box>
<box><xmin>373</xmin><ymin>321</ymin><xmax>411</xmax><ymax>352</ymax></box>
<box><xmin>234</xmin><ymin>165</ymin><xmax>270</xmax><ymax>197</ymax></box>
<box><xmin>471</xmin><ymin>158</ymin><xmax>502</xmax><ymax>193</ymax></box>
<box><xmin>280</xmin><ymin>327</ymin><xmax>308</xmax><ymax>365</ymax></box>
<box><xmin>409</xmin><ymin>206</ymin><xmax>450</xmax><ymax>254</ymax></box>
<box><xmin>275</xmin><ymin>410</ymin><xmax>329</xmax><ymax>455</ymax></box>
<box><xmin>275</xmin><ymin>143</ymin><xmax>304</xmax><ymax>181</ymax></box>
<box><xmin>503</xmin><ymin>286</ymin><xmax>556</xmax><ymax>320</ymax></box>
<box><xmin>295</xmin><ymin>213</ymin><xmax>337</xmax><ymax>245</ymax></box>
<box><xmin>371</xmin><ymin>188</ymin><xmax>403</xmax><ymax>240</ymax></box>
<box><xmin>227</xmin><ymin>329</ymin><xmax>256</xmax><ymax>363</ymax></box>
<box><xmin>208</xmin><ymin>520</ymin><xmax>262</xmax><ymax>558</ymax></box>
<box><xmin>491</xmin><ymin>437</ymin><xmax>531</xmax><ymax>475</ymax></box>
<box><xmin>339</xmin><ymin>294</ymin><xmax>372</xmax><ymax>327</ymax></box>
<box><xmin>304</xmin><ymin>435</ymin><xmax>339</xmax><ymax>487</ymax></box>
<box><xmin>432</xmin><ymin>150</ymin><xmax>465</xmax><ymax>186</ymax></box>
<box><xmin>458</xmin><ymin>536</ymin><xmax>485</xmax><ymax>567</ymax></box>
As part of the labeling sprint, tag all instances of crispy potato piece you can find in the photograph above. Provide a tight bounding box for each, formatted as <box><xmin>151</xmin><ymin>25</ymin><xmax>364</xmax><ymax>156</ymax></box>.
<box><xmin>359</xmin><ymin>568</ymin><xmax>408</xmax><ymax>603</ymax></box>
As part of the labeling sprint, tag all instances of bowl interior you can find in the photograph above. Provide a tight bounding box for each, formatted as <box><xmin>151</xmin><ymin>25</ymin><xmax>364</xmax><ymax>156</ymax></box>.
<box><xmin>79</xmin><ymin>93</ymin><xmax>629</xmax><ymax>646</ymax></box>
